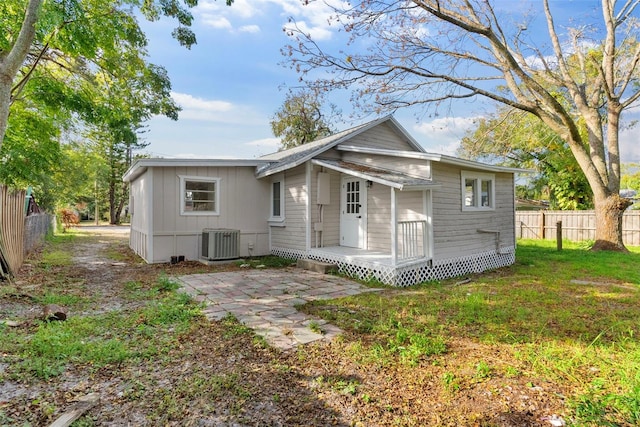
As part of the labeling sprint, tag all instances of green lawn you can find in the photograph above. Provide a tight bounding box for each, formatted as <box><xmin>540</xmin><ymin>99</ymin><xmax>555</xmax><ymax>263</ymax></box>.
<box><xmin>303</xmin><ymin>239</ymin><xmax>640</xmax><ymax>426</ymax></box>
<box><xmin>3</xmin><ymin>235</ymin><xmax>639</xmax><ymax>426</ymax></box>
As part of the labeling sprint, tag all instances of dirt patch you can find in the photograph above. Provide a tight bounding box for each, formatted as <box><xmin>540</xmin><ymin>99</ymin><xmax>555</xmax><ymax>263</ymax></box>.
<box><xmin>0</xmin><ymin>227</ymin><xmax>568</xmax><ymax>426</ymax></box>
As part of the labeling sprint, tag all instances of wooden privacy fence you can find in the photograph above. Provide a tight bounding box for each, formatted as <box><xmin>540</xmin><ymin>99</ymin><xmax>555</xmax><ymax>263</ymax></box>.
<box><xmin>516</xmin><ymin>210</ymin><xmax>640</xmax><ymax>246</ymax></box>
<box><xmin>0</xmin><ymin>186</ymin><xmax>26</xmax><ymax>278</ymax></box>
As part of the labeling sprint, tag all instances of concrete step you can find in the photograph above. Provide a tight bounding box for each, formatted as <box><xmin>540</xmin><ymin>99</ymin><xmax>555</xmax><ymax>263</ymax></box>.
<box><xmin>296</xmin><ymin>258</ymin><xmax>338</xmax><ymax>274</ymax></box>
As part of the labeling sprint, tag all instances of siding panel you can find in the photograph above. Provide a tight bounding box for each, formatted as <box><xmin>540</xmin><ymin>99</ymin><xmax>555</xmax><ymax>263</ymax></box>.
<box><xmin>341</xmin><ymin>152</ymin><xmax>431</xmax><ymax>179</ymax></box>
<box><xmin>431</xmin><ymin>163</ymin><xmax>515</xmax><ymax>261</ymax></box>
<box><xmin>342</xmin><ymin>122</ymin><xmax>416</xmax><ymax>151</ymax></box>
<box><xmin>147</xmin><ymin>166</ymin><xmax>269</xmax><ymax>263</ymax></box>
<box><xmin>271</xmin><ymin>164</ymin><xmax>307</xmax><ymax>251</ymax></box>
<box><xmin>367</xmin><ymin>184</ymin><xmax>392</xmax><ymax>251</ymax></box>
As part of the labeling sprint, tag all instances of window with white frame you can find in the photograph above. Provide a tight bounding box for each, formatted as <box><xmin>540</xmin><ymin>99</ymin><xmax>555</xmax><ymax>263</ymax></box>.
<box><xmin>461</xmin><ymin>171</ymin><xmax>495</xmax><ymax>210</ymax></box>
<box><xmin>179</xmin><ymin>176</ymin><xmax>220</xmax><ymax>215</ymax></box>
<box><xmin>270</xmin><ymin>174</ymin><xmax>285</xmax><ymax>222</ymax></box>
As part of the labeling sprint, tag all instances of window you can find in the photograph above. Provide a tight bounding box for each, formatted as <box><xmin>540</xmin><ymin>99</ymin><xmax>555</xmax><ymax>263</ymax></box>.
<box><xmin>270</xmin><ymin>174</ymin><xmax>285</xmax><ymax>223</ymax></box>
<box><xmin>179</xmin><ymin>176</ymin><xmax>220</xmax><ymax>215</ymax></box>
<box><xmin>461</xmin><ymin>171</ymin><xmax>495</xmax><ymax>210</ymax></box>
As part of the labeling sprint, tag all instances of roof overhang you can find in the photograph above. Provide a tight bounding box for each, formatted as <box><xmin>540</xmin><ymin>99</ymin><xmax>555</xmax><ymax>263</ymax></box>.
<box><xmin>337</xmin><ymin>144</ymin><xmax>532</xmax><ymax>174</ymax></box>
<box><xmin>123</xmin><ymin>158</ymin><xmax>269</xmax><ymax>182</ymax></box>
<box><xmin>256</xmin><ymin>115</ymin><xmax>426</xmax><ymax>178</ymax></box>
<box><xmin>312</xmin><ymin>159</ymin><xmax>441</xmax><ymax>191</ymax></box>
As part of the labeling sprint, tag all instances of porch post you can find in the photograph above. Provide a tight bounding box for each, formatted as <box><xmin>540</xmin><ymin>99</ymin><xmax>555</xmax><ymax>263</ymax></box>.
<box><xmin>422</xmin><ymin>190</ymin><xmax>427</xmax><ymax>259</ymax></box>
<box><xmin>391</xmin><ymin>187</ymin><xmax>397</xmax><ymax>265</ymax></box>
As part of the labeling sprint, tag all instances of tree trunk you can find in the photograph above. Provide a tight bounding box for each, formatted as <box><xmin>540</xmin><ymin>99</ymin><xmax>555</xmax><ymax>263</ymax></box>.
<box><xmin>592</xmin><ymin>194</ymin><xmax>631</xmax><ymax>252</ymax></box>
<box><xmin>0</xmin><ymin>77</ymin><xmax>11</xmax><ymax>150</ymax></box>
<box><xmin>109</xmin><ymin>180</ymin><xmax>118</xmax><ymax>225</ymax></box>
<box><xmin>0</xmin><ymin>0</ymin><xmax>43</xmax><ymax>151</ymax></box>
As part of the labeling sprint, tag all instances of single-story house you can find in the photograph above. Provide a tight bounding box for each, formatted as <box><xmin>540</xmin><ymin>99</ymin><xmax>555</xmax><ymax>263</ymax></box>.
<box><xmin>123</xmin><ymin>116</ymin><xmax>525</xmax><ymax>286</ymax></box>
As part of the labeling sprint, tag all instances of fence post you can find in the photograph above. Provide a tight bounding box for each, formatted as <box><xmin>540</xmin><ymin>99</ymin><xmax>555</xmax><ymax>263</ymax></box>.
<box><xmin>540</xmin><ymin>211</ymin><xmax>546</xmax><ymax>239</ymax></box>
<box><xmin>556</xmin><ymin>221</ymin><xmax>562</xmax><ymax>251</ymax></box>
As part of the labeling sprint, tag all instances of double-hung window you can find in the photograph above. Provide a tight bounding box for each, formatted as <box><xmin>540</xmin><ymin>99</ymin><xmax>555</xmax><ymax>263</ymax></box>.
<box><xmin>180</xmin><ymin>176</ymin><xmax>220</xmax><ymax>215</ymax></box>
<box><xmin>269</xmin><ymin>174</ymin><xmax>285</xmax><ymax>224</ymax></box>
<box><xmin>461</xmin><ymin>171</ymin><xmax>495</xmax><ymax>210</ymax></box>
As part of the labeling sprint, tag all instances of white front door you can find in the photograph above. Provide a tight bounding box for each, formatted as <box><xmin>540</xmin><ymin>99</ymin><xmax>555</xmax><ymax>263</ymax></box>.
<box><xmin>340</xmin><ymin>177</ymin><xmax>367</xmax><ymax>248</ymax></box>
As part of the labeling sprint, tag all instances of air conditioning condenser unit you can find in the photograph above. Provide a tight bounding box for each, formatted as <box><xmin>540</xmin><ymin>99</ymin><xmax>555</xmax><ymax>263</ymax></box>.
<box><xmin>201</xmin><ymin>229</ymin><xmax>240</xmax><ymax>260</ymax></box>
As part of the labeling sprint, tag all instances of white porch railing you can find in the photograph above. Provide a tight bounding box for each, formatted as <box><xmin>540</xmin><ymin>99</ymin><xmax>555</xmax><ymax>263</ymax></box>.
<box><xmin>397</xmin><ymin>220</ymin><xmax>427</xmax><ymax>261</ymax></box>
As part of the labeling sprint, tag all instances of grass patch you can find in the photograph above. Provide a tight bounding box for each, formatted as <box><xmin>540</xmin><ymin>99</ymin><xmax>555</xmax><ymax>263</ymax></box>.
<box><xmin>40</xmin><ymin>250</ymin><xmax>73</xmax><ymax>268</ymax></box>
<box><xmin>302</xmin><ymin>239</ymin><xmax>640</xmax><ymax>426</ymax></box>
<box><xmin>236</xmin><ymin>255</ymin><xmax>295</xmax><ymax>269</ymax></box>
<box><xmin>6</xmin><ymin>280</ymin><xmax>202</xmax><ymax>380</ymax></box>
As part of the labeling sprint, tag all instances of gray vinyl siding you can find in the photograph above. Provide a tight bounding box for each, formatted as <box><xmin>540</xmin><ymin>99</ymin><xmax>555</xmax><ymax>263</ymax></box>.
<box><xmin>148</xmin><ymin>166</ymin><xmax>270</xmax><ymax>263</ymax></box>
<box><xmin>367</xmin><ymin>187</ymin><xmax>427</xmax><ymax>253</ymax></box>
<box><xmin>316</xmin><ymin>148</ymin><xmax>342</xmax><ymax>160</ymax></box>
<box><xmin>367</xmin><ymin>184</ymin><xmax>392</xmax><ymax>251</ymax></box>
<box><xmin>340</xmin><ymin>153</ymin><xmax>431</xmax><ymax>179</ymax></box>
<box><xmin>271</xmin><ymin>164</ymin><xmax>307</xmax><ymax>251</ymax></box>
<box><xmin>343</xmin><ymin>122</ymin><xmax>416</xmax><ymax>151</ymax></box>
<box><xmin>431</xmin><ymin>163</ymin><xmax>515</xmax><ymax>261</ymax></box>
<box><xmin>311</xmin><ymin>166</ymin><xmax>341</xmax><ymax>248</ymax></box>
<box><xmin>129</xmin><ymin>171</ymin><xmax>151</xmax><ymax>262</ymax></box>
<box><xmin>310</xmin><ymin>166</ymin><xmax>341</xmax><ymax>248</ymax></box>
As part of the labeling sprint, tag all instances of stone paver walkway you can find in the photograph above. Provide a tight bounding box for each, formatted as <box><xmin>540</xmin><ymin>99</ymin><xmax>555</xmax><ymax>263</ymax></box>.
<box><xmin>176</xmin><ymin>268</ymin><xmax>380</xmax><ymax>350</ymax></box>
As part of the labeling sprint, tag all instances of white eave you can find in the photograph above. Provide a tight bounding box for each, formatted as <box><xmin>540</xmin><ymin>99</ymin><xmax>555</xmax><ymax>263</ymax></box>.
<box><xmin>338</xmin><ymin>145</ymin><xmax>531</xmax><ymax>174</ymax></box>
<box><xmin>312</xmin><ymin>159</ymin><xmax>441</xmax><ymax>191</ymax></box>
<box><xmin>256</xmin><ymin>115</ymin><xmax>424</xmax><ymax>178</ymax></box>
<box><xmin>123</xmin><ymin>158</ymin><xmax>269</xmax><ymax>182</ymax></box>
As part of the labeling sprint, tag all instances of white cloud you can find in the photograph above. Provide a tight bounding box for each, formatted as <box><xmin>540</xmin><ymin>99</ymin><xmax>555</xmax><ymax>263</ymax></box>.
<box><xmin>197</xmin><ymin>0</ymin><xmax>258</xmax><ymax>20</ymax></box>
<box><xmin>201</xmin><ymin>16</ymin><xmax>232</xmax><ymax>30</ymax></box>
<box><xmin>413</xmin><ymin>116</ymin><xmax>481</xmax><ymax>155</ymax></box>
<box><xmin>239</xmin><ymin>24</ymin><xmax>261</xmax><ymax>33</ymax></box>
<box><xmin>171</xmin><ymin>92</ymin><xmax>235</xmax><ymax>121</ymax></box>
<box><xmin>196</xmin><ymin>0</ymin><xmax>346</xmax><ymax>40</ymax></box>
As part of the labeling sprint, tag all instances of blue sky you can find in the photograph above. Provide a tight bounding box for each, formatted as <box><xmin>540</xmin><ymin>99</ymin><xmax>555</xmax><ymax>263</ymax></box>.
<box><xmin>138</xmin><ymin>0</ymin><xmax>640</xmax><ymax>162</ymax></box>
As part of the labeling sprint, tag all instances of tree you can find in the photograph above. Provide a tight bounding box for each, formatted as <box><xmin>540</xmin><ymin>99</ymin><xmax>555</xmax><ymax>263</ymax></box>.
<box><xmin>0</xmin><ymin>0</ymin><xmax>233</xmax><ymax>154</ymax></box>
<box><xmin>285</xmin><ymin>0</ymin><xmax>640</xmax><ymax>251</ymax></box>
<box><xmin>270</xmin><ymin>89</ymin><xmax>340</xmax><ymax>150</ymax></box>
<box><xmin>1</xmin><ymin>0</ymin><xmax>229</xmax><ymax>216</ymax></box>
<box><xmin>458</xmin><ymin>108</ymin><xmax>594</xmax><ymax>210</ymax></box>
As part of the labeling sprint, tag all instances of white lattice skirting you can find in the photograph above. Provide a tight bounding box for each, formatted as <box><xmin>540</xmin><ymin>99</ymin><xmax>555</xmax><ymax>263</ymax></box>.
<box><xmin>271</xmin><ymin>246</ymin><xmax>516</xmax><ymax>287</ymax></box>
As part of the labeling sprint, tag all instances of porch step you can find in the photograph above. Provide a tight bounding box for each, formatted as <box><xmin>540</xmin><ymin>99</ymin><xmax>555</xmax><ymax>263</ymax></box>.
<box><xmin>296</xmin><ymin>259</ymin><xmax>338</xmax><ymax>274</ymax></box>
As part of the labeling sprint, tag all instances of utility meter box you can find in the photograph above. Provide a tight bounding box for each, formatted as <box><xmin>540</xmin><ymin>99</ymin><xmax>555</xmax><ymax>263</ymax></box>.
<box><xmin>317</xmin><ymin>172</ymin><xmax>331</xmax><ymax>205</ymax></box>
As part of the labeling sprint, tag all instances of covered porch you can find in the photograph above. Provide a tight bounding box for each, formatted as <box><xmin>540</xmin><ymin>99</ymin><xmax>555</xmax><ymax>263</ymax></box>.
<box><xmin>306</xmin><ymin>245</ymin><xmax>432</xmax><ymax>285</ymax></box>
<box><xmin>306</xmin><ymin>159</ymin><xmax>441</xmax><ymax>285</ymax></box>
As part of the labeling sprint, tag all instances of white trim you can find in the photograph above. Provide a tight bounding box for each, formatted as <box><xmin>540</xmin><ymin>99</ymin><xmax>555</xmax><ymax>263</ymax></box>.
<box><xmin>391</xmin><ymin>187</ymin><xmax>397</xmax><ymax>265</ymax></box>
<box><xmin>268</xmin><ymin>173</ymin><xmax>285</xmax><ymax>223</ymax></box>
<box><xmin>337</xmin><ymin>145</ymin><xmax>440</xmax><ymax>161</ymax></box>
<box><xmin>147</xmin><ymin>170</ymin><xmax>154</xmax><ymax>263</ymax></box>
<box><xmin>312</xmin><ymin>159</ymin><xmax>403</xmax><ymax>189</ymax></box>
<box><xmin>461</xmin><ymin>171</ymin><xmax>496</xmax><ymax>211</ymax></box>
<box><xmin>124</xmin><ymin>158</ymin><xmax>267</xmax><ymax>182</ymax></box>
<box><xmin>305</xmin><ymin>162</ymin><xmax>312</xmax><ymax>251</ymax></box>
<box><xmin>311</xmin><ymin>159</ymin><xmax>440</xmax><ymax>191</ymax></box>
<box><xmin>256</xmin><ymin>115</ymin><xmax>426</xmax><ymax>178</ymax></box>
<box><xmin>336</xmin><ymin>145</ymin><xmax>531</xmax><ymax>174</ymax></box>
<box><xmin>179</xmin><ymin>175</ymin><xmax>221</xmax><ymax>216</ymax></box>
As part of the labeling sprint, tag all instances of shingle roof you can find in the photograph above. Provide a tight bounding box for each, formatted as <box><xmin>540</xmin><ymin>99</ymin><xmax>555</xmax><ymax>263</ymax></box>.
<box><xmin>256</xmin><ymin>115</ymin><xmax>422</xmax><ymax>178</ymax></box>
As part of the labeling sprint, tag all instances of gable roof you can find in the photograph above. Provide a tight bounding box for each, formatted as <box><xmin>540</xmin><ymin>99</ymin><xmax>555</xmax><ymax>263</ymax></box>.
<box><xmin>255</xmin><ymin>115</ymin><xmax>425</xmax><ymax>178</ymax></box>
